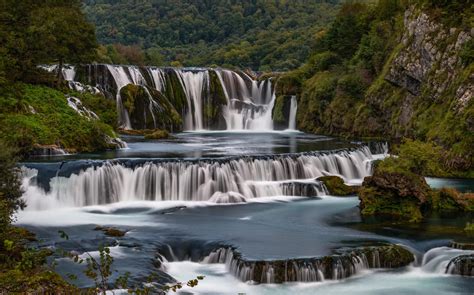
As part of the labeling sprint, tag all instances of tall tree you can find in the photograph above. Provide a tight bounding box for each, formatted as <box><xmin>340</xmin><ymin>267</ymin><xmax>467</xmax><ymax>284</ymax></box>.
<box><xmin>0</xmin><ymin>0</ymin><xmax>97</xmax><ymax>84</ymax></box>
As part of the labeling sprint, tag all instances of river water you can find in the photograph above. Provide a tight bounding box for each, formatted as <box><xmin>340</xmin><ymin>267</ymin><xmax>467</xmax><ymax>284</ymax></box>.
<box><xmin>16</xmin><ymin>131</ymin><xmax>473</xmax><ymax>294</ymax></box>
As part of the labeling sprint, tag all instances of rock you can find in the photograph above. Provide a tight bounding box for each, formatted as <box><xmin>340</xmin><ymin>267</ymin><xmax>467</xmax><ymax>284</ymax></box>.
<box><xmin>144</xmin><ymin>129</ymin><xmax>170</xmax><ymax>140</ymax></box>
<box><xmin>446</xmin><ymin>254</ymin><xmax>474</xmax><ymax>276</ymax></box>
<box><xmin>358</xmin><ymin>169</ymin><xmax>432</xmax><ymax>222</ymax></box>
<box><xmin>120</xmin><ymin>84</ymin><xmax>182</xmax><ymax>131</ymax></box>
<box><xmin>450</xmin><ymin>241</ymin><xmax>474</xmax><ymax>250</ymax></box>
<box><xmin>197</xmin><ymin>244</ymin><xmax>413</xmax><ymax>283</ymax></box>
<box><xmin>94</xmin><ymin>226</ymin><xmax>127</xmax><ymax>237</ymax></box>
<box><xmin>317</xmin><ymin>176</ymin><xmax>358</xmax><ymax>196</ymax></box>
<box><xmin>432</xmin><ymin>188</ymin><xmax>474</xmax><ymax>213</ymax></box>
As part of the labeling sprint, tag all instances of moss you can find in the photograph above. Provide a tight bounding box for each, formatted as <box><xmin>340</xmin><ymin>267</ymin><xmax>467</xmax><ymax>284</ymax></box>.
<box><xmin>318</xmin><ymin>176</ymin><xmax>357</xmax><ymax>196</ymax></box>
<box><xmin>120</xmin><ymin>84</ymin><xmax>182</xmax><ymax>131</ymax></box>
<box><xmin>144</xmin><ymin>129</ymin><xmax>170</xmax><ymax>140</ymax></box>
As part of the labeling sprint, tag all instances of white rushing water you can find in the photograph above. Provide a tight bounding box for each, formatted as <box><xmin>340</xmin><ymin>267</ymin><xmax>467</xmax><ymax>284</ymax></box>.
<box><xmin>288</xmin><ymin>96</ymin><xmax>298</xmax><ymax>130</ymax></box>
<box><xmin>163</xmin><ymin>246</ymin><xmax>473</xmax><ymax>294</ymax></box>
<box><xmin>174</xmin><ymin>69</ymin><xmax>209</xmax><ymax>131</ymax></box>
<box><xmin>54</xmin><ymin>64</ymin><xmax>285</xmax><ymax>131</ymax></box>
<box><xmin>215</xmin><ymin>69</ymin><xmax>275</xmax><ymax>131</ymax></box>
<box><xmin>21</xmin><ymin>145</ymin><xmax>385</xmax><ymax>209</ymax></box>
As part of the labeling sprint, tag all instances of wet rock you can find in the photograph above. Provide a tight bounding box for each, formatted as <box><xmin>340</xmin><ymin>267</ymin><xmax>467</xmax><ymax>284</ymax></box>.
<box><xmin>162</xmin><ymin>244</ymin><xmax>413</xmax><ymax>284</ymax></box>
<box><xmin>94</xmin><ymin>226</ymin><xmax>127</xmax><ymax>237</ymax></box>
<box><xmin>450</xmin><ymin>241</ymin><xmax>474</xmax><ymax>250</ymax></box>
<box><xmin>317</xmin><ymin>176</ymin><xmax>358</xmax><ymax>196</ymax></box>
<box><xmin>446</xmin><ymin>254</ymin><xmax>474</xmax><ymax>276</ymax></box>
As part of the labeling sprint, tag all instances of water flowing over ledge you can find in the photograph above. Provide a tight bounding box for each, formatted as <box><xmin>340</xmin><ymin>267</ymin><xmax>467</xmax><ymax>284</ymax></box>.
<box><xmin>157</xmin><ymin>244</ymin><xmax>415</xmax><ymax>284</ymax></box>
<box><xmin>21</xmin><ymin>144</ymin><xmax>387</xmax><ymax>209</ymax></box>
<box><xmin>159</xmin><ymin>244</ymin><xmax>474</xmax><ymax>284</ymax></box>
<box><xmin>44</xmin><ymin>64</ymin><xmax>288</xmax><ymax>131</ymax></box>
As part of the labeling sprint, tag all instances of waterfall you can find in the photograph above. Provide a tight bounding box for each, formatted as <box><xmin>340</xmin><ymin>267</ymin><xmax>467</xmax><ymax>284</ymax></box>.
<box><xmin>159</xmin><ymin>245</ymin><xmax>396</xmax><ymax>284</ymax></box>
<box><xmin>105</xmin><ymin>65</ymin><xmax>133</xmax><ymax>129</ymax></box>
<box><xmin>421</xmin><ymin>247</ymin><xmax>474</xmax><ymax>274</ymax></box>
<box><xmin>21</xmin><ymin>146</ymin><xmax>380</xmax><ymax>209</ymax></box>
<box><xmin>148</xmin><ymin>67</ymin><xmax>167</xmax><ymax>92</ymax></box>
<box><xmin>288</xmin><ymin>96</ymin><xmax>298</xmax><ymax>130</ymax></box>
<box><xmin>173</xmin><ymin>69</ymin><xmax>209</xmax><ymax>131</ymax></box>
<box><xmin>55</xmin><ymin>64</ymin><xmax>283</xmax><ymax>131</ymax></box>
<box><xmin>215</xmin><ymin>69</ymin><xmax>275</xmax><ymax>131</ymax></box>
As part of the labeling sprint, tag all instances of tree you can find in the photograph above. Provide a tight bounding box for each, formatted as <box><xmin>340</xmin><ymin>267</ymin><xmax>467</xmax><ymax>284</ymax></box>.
<box><xmin>0</xmin><ymin>140</ymin><xmax>24</xmax><ymax>233</ymax></box>
<box><xmin>28</xmin><ymin>0</ymin><xmax>97</xmax><ymax>84</ymax></box>
<box><xmin>0</xmin><ymin>0</ymin><xmax>97</xmax><ymax>84</ymax></box>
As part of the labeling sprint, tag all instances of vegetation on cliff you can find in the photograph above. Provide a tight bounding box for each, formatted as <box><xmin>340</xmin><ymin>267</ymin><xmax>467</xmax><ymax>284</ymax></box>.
<box><xmin>276</xmin><ymin>0</ymin><xmax>473</xmax><ymax>174</ymax></box>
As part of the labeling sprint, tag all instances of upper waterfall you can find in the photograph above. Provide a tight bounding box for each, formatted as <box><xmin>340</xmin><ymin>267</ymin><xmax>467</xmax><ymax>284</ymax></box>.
<box><xmin>49</xmin><ymin>64</ymin><xmax>295</xmax><ymax>132</ymax></box>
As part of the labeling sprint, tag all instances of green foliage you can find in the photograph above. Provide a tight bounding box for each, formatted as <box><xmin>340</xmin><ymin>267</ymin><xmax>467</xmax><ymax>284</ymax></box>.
<box><xmin>0</xmin><ymin>140</ymin><xmax>24</xmax><ymax>228</ymax></box>
<box><xmin>0</xmin><ymin>0</ymin><xmax>97</xmax><ymax>84</ymax></box>
<box><xmin>377</xmin><ymin>139</ymin><xmax>444</xmax><ymax>176</ymax></box>
<box><xmin>318</xmin><ymin>176</ymin><xmax>358</xmax><ymax>196</ymax></box>
<box><xmin>83</xmin><ymin>0</ymin><xmax>343</xmax><ymax>70</ymax></box>
<box><xmin>0</xmin><ymin>84</ymin><xmax>117</xmax><ymax>156</ymax></box>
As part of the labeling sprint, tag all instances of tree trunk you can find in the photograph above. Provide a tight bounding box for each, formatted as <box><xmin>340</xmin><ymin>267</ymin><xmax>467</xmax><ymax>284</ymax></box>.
<box><xmin>57</xmin><ymin>59</ymin><xmax>64</xmax><ymax>88</ymax></box>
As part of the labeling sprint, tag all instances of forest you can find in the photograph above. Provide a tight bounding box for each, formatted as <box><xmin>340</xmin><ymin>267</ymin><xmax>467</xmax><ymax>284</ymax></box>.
<box><xmin>83</xmin><ymin>0</ymin><xmax>343</xmax><ymax>70</ymax></box>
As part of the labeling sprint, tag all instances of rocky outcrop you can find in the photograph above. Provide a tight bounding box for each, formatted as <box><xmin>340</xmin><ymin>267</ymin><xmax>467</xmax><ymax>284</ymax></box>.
<box><xmin>359</xmin><ymin>168</ymin><xmax>474</xmax><ymax>222</ymax></box>
<box><xmin>359</xmin><ymin>169</ymin><xmax>432</xmax><ymax>222</ymax></box>
<box><xmin>318</xmin><ymin>176</ymin><xmax>358</xmax><ymax>196</ymax></box>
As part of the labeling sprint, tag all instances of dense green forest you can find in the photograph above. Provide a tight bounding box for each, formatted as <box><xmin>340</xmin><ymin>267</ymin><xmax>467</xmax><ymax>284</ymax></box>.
<box><xmin>83</xmin><ymin>0</ymin><xmax>343</xmax><ymax>70</ymax></box>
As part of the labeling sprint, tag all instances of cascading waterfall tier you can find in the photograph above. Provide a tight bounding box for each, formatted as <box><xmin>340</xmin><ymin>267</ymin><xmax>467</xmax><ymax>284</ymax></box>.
<box><xmin>48</xmin><ymin>64</ymin><xmax>290</xmax><ymax>131</ymax></box>
<box><xmin>21</xmin><ymin>145</ymin><xmax>384</xmax><ymax>209</ymax></box>
<box><xmin>157</xmin><ymin>244</ymin><xmax>414</xmax><ymax>284</ymax></box>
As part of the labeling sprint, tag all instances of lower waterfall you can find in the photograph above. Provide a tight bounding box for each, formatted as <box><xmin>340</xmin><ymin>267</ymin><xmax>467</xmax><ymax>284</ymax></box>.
<box><xmin>21</xmin><ymin>145</ymin><xmax>385</xmax><ymax>209</ymax></box>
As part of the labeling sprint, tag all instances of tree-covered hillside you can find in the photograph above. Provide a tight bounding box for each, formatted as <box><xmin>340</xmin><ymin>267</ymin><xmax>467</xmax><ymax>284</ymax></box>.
<box><xmin>82</xmin><ymin>0</ymin><xmax>342</xmax><ymax>70</ymax></box>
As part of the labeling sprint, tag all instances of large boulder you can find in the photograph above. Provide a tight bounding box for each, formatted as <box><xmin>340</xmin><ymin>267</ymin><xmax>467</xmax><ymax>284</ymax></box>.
<box><xmin>358</xmin><ymin>169</ymin><xmax>432</xmax><ymax>222</ymax></box>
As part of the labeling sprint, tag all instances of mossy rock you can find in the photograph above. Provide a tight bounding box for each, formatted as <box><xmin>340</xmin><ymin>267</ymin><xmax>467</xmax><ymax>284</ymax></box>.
<box><xmin>144</xmin><ymin>129</ymin><xmax>170</xmax><ymax>140</ymax></box>
<box><xmin>120</xmin><ymin>84</ymin><xmax>182</xmax><ymax>131</ymax></box>
<box><xmin>358</xmin><ymin>168</ymin><xmax>432</xmax><ymax>222</ymax></box>
<box><xmin>431</xmin><ymin>188</ymin><xmax>474</xmax><ymax>213</ymax></box>
<box><xmin>318</xmin><ymin>176</ymin><xmax>358</xmax><ymax>196</ymax></box>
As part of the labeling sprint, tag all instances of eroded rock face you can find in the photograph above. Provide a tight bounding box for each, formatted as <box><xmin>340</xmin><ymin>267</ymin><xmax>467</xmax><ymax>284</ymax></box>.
<box><xmin>386</xmin><ymin>8</ymin><xmax>472</xmax><ymax>103</ymax></box>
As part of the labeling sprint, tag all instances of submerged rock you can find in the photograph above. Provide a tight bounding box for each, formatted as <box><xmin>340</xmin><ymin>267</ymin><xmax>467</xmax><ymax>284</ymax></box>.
<box><xmin>318</xmin><ymin>176</ymin><xmax>358</xmax><ymax>196</ymax></box>
<box><xmin>94</xmin><ymin>226</ymin><xmax>127</xmax><ymax>237</ymax></box>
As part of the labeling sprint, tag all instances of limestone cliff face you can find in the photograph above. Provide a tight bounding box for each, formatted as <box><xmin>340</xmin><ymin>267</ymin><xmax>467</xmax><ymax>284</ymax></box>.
<box><xmin>352</xmin><ymin>7</ymin><xmax>473</xmax><ymax>160</ymax></box>
<box><xmin>385</xmin><ymin>8</ymin><xmax>472</xmax><ymax>109</ymax></box>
